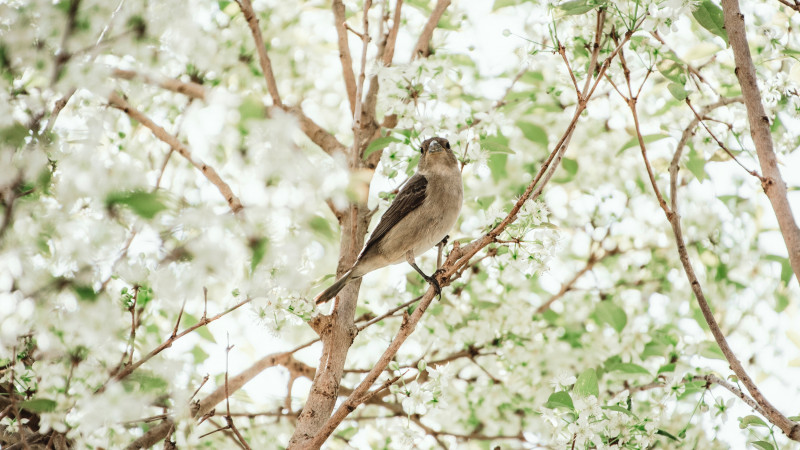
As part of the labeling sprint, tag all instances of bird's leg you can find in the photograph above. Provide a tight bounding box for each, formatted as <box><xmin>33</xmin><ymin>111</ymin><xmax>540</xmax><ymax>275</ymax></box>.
<box><xmin>405</xmin><ymin>250</ymin><xmax>442</xmax><ymax>298</ymax></box>
<box><xmin>436</xmin><ymin>234</ymin><xmax>449</xmax><ymax>270</ymax></box>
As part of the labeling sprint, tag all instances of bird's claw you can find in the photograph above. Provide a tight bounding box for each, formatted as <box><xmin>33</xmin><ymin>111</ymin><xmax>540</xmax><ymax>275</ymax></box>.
<box><xmin>425</xmin><ymin>274</ymin><xmax>442</xmax><ymax>298</ymax></box>
<box><xmin>438</xmin><ymin>235</ymin><xmax>449</xmax><ymax>247</ymax></box>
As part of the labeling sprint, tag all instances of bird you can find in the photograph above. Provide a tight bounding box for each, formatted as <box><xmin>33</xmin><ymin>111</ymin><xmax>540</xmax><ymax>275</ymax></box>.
<box><xmin>315</xmin><ymin>136</ymin><xmax>463</xmax><ymax>304</ymax></box>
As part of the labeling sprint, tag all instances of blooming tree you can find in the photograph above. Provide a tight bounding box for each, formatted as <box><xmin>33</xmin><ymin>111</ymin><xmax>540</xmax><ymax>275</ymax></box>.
<box><xmin>1</xmin><ymin>0</ymin><xmax>799</xmax><ymax>448</ymax></box>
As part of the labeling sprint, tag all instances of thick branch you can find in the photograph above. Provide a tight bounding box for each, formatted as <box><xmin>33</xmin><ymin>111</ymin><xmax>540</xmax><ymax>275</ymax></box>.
<box><xmin>108</xmin><ymin>93</ymin><xmax>244</xmax><ymax>214</ymax></box>
<box><xmin>411</xmin><ymin>0</ymin><xmax>450</xmax><ymax>60</ymax></box>
<box><xmin>721</xmin><ymin>0</ymin><xmax>800</xmax><ymax>284</ymax></box>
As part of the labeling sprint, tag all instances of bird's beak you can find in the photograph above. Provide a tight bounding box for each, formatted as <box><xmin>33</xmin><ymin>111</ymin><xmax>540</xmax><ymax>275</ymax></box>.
<box><xmin>429</xmin><ymin>140</ymin><xmax>444</xmax><ymax>153</ymax></box>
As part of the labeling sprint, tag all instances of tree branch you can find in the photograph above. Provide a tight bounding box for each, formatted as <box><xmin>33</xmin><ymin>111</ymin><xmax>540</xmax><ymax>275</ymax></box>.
<box><xmin>382</xmin><ymin>0</ymin><xmax>403</xmax><ymax>65</ymax></box>
<box><xmin>411</xmin><ymin>0</ymin><xmax>450</xmax><ymax>60</ymax></box>
<box><xmin>613</xmin><ymin>35</ymin><xmax>800</xmax><ymax>440</ymax></box>
<box><xmin>332</xmin><ymin>0</ymin><xmax>358</xmax><ymax>113</ymax></box>
<box><xmin>235</xmin><ymin>0</ymin><xmax>282</xmax><ymax>106</ymax></box>
<box><xmin>112</xmin><ymin>69</ymin><xmax>206</xmax><ymax>100</ymax></box>
<box><xmin>100</xmin><ymin>295</ymin><xmax>253</xmax><ymax>391</ymax></box>
<box><xmin>721</xmin><ymin>0</ymin><xmax>800</xmax><ymax>285</ymax></box>
<box><xmin>107</xmin><ymin>93</ymin><xmax>244</xmax><ymax>214</ymax></box>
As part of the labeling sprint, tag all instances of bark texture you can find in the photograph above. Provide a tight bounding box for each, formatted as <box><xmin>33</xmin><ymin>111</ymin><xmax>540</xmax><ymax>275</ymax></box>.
<box><xmin>721</xmin><ymin>0</ymin><xmax>800</xmax><ymax>284</ymax></box>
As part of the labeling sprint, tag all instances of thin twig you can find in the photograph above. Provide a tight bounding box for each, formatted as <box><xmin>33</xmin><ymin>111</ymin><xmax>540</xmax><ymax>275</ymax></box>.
<box><xmin>99</xmin><ymin>296</ymin><xmax>253</xmax><ymax>391</ymax></box>
<box><xmin>108</xmin><ymin>93</ymin><xmax>244</xmax><ymax>214</ymax></box>
<box><xmin>224</xmin><ymin>334</ymin><xmax>251</xmax><ymax>449</ymax></box>
<box><xmin>684</xmin><ymin>99</ymin><xmax>763</xmax><ymax>180</ymax></box>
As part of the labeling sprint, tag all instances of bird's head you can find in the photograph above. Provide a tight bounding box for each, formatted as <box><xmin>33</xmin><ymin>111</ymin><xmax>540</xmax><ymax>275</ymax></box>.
<box><xmin>418</xmin><ymin>137</ymin><xmax>458</xmax><ymax>174</ymax></box>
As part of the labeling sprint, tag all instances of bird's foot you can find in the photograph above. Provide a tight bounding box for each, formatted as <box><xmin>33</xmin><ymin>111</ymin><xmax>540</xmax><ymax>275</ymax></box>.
<box><xmin>425</xmin><ymin>273</ymin><xmax>442</xmax><ymax>298</ymax></box>
<box><xmin>438</xmin><ymin>235</ymin><xmax>449</xmax><ymax>247</ymax></box>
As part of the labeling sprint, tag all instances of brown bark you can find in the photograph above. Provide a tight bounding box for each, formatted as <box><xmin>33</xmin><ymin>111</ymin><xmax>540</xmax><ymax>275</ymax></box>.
<box><xmin>721</xmin><ymin>0</ymin><xmax>800</xmax><ymax>284</ymax></box>
<box><xmin>287</xmin><ymin>205</ymin><xmax>372</xmax><ymax>447</ymax></box>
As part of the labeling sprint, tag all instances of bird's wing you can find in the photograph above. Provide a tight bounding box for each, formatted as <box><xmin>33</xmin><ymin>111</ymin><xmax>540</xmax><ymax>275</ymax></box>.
<box><xmin>361</xmin><ymin>173</ymin><xmax>428</xmax><ymax>257</ymax></box>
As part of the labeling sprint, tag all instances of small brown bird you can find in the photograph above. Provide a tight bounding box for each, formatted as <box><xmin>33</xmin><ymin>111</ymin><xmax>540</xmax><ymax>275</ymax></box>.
<box><xmin>315</xmin><ymin>137</ymin><xmax>463</xmax><ymax>304</ymax></box>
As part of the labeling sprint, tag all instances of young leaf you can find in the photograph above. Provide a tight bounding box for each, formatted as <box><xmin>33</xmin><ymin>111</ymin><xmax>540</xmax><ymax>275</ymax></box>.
<box><xmin>738</xmin><ymin>415</ymin><xmax>768</xmax><ymax>429</ymax></box>
<box><xmin>607</xmin><ymin>362</ymin><xmax>651</xmax><ymax>375</ymax></box>
<box><xmin>106</xmin><ymin>191</ymin><xmax>168</xmax><ymax>219</ymax></box>
<box><xmin>616</xmin><ymin>134</ymin><xmax>670</xmax><ymax>155</ymax></box>
<box><xmin>592</xmin><ymin>301</ymin><xmax>627</xmax><ymax>333</ymax></box>
<box><xmin>692</xmin><ymin>0</ymin><xmax>729</xmax><ymax>45</ymax></box>
<box><xmin>602</xmin><ymin>405</ymin><xmax>638</xmax><ymax>418</ymax></box>
<box><xmin>668</xmin><ymin>83</ymin><xmax>689</xmax><ymax>101</ymax></box>
<box><xmin>545</xmin><ymin>390</ymin><xmax>575</xmax><ymax>410</ymax></box>
<box><xmin>488</xmin><ymin>152</ymin><xmax>508</xmax><ymax>182</ymax></box>
<box><xmin>573</xmin><ymin>368</ymin><xmax>599</xmax><ymax>398</ymax></box>
<box><xmin>517</xmin><ymin>121</ymin><xmax>549</xmax><ymax>148</ymax></box>
<box><xmin>363</xmin><ymin>136</ymin><xmax>401</xmax><ymax>159</ymax></box>
<box><xmin>20</xmin><ymin>398</ymin><xmax>57</xmax><ymax>413</ymax></box>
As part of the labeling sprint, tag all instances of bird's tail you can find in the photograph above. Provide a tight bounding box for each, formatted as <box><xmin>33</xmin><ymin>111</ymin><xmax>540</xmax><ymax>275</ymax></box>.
<box><xmin>314</xmin><ymin>269</ymin><xmax>354</xmax><ymax>304</ymax></box>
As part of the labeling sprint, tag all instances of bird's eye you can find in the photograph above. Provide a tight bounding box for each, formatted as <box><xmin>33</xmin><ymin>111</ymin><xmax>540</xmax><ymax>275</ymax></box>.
<box><xmin>419</xmin><ymin>146</ymin><xmax>423</xmax><ymax>153</ymax></box>
<box><xmin>445</xmin><ymin>141</ymin><xmax>450</xmax><ymax>149</ymax></box>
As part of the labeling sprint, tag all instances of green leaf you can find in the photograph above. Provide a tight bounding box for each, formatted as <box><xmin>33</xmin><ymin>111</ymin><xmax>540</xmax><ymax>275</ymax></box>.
<box><xmin>602</xmin><ymin>405</ymin><xmax>638</xmax><ymax>418</ymax></box>
<box><xmin>492</xmin><ymin>0</ymin><xmax>519</xmax><ymax>10</ymax></box>
<box><xmin>517</xmin><ymin>121</ymin><xmax>548</xmax><ymax>148</ymax></box>
<box><xmin>126</xmin><ymin>372</ymin><xmax>167</xmax><ymax>391</ymax></box>
<box><xmin>607</xmin><ymin>362</ymin><xmax>650</xmax><ymax>375</ymax></box>
<box><xmin>593</xmin><ymin>302</ymin><xmax>627</xmax><ymax>333</ymax></box>
<box><xmin>765</xmin><ymin>254</ymin><xmax>792</xmax><ymax>285</ymax></box>
<box><xmin>1</xmin><ymin>123</ymin><xmax>29</xmax><ymax>148</ymax></box>
<box><xmin>573</xmin><ymin>368</ymin><xmax>599</xmax><ymax>398</ymax></box>
<box><xmin>480</xmin><ymin>135</ymin><xmax>514</xmax><ymax>154</ymax></box>
<box><xmin>699</xmin><ymin>341</ymin><xmax>726</xmax><ymax>360</ymax></box>
<box><xmin>487</xmin><ymin>152</ymin><xmax>508</xmax><ymax>182</ymax></box>
<box><xmin>657</xmin><ymin>58</ymin><xmax>686</xmax><ymax>84</ymax></box>
<box><xmin>668</xmin><ymin>83</ymin><xmax>689</xmax><ymax>101</ymax></box>
<box><xmin>739</xmin><ymin>415</ymin><xmax>768</xmax><ymax>429</ymax></box>
<box><xmin>553</xmin><ymin>157</ymin><xmax>578</xmax><ymax>183</ymax></box>
<box><xmin>19</xmin><ymin>398</ymin><xmax>57</xmax><ymax>413</ymax></box>
<box><xmin>520</xmin><ymin>71</ymin><xmax>544</xmax><ymax>84</ymax></box>
<box><xmin>750</xmin><ymin>441</ymin><xmax>774</xmax><ymax>450</ymax></box>
<box><xmin>687</xmin><ymin>147</ymin><xmax>707</xmax><ymax>181</ymax></box>
<box><xmin>363</xmin><ymin>136</ymin><xmax>401</xmax><ymax>159</ymax></box>
<box><xmin>238</xmin><ymin>97</ymin><xmax>265</xmax><ymax>120</ymax></box>
<box><xmin>617</xmin><ymin>134</ymin><xmax>670</xmax><ymax>155</ymax></box>
<box><xmin>106</xmin><ymin>191</ymin><xmax>167</xmax><ymax>219</ymax></box>
<box><xmin>191</xmin><ymin>346</ymin><xmax>209</xmax><ymax>363</ymax></box>
<box><xmin>558</xmin><ymin>0</ymin><xmax>602</xmax><ymax>15</ymax></box>
<box><xmin>562</xmin><ymin>158</ymin><xmax>578</xmax><ymax>176</ymax></box>
<box><xmin>657</xmin><ymin>363</ymin><xmax>676</xmax><ymax>374</ymax></box>
<box><xmin>182</xmin><ymin>313</ymin><xmax>216</xmax><ymax>343</ymax></box>
<box><xmin>336</xmin><ymin>426</ymin><xmax>359</xmax><ymax>440</ymax></box>
<box><xmin>544</xmin><ymin>390</ymin><xmax>574</xmax><ymax>410</ymax></box>
<box><xmin>309</xmin><ymin>215</ymin><xmax>334</xmax><ymax>240</ymax></box>
<box><xmin>249</xmin><ymin>237</ymin><xmax>268</xmax><ymax>272</ymax></box>
<box><xmin>692</xmin><ymin>0</ymin><xmax>729</xmax><ymax>44</ymax></box>
<box><xmin>657</xmin><ymin>429</ymin><xmax>680</xmax><ymax>442</ymax></box>
<box><xmin>642</xmin><ymin>341</ymin><xmax>668</xmax><ymax>359</ymax></box>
